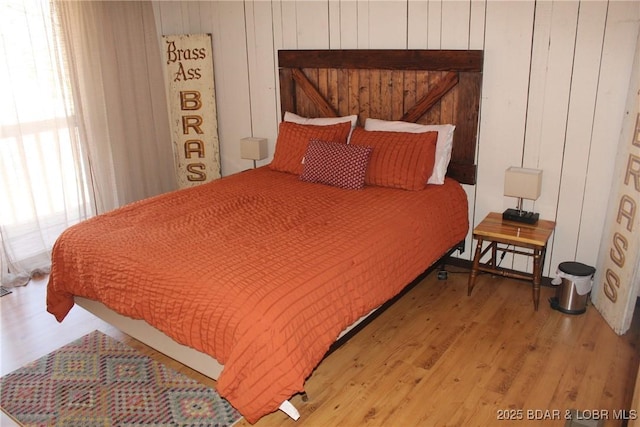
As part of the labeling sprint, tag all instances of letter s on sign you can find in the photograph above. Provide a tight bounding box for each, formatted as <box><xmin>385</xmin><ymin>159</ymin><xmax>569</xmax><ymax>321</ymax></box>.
<box><xmin>186</xmin><ymin>163</ymin><xmax>206</xmax><ymax>182</ymax></box>
<box><xmin>610</xmin><ymin>232</ymin><xmax>628</xmax><ymax>268</ymax></box>
<box><xmin>604</xmin><ymin>269</ymin><xmax>619</xmax><ymax>302</ymax></box>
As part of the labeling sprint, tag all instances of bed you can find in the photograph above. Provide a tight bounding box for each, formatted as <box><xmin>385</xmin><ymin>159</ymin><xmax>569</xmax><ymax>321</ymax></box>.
<box><xmin>46</xmin><ymin>49</ymin><xmax>483</xmax><ymax>424</ymax></box>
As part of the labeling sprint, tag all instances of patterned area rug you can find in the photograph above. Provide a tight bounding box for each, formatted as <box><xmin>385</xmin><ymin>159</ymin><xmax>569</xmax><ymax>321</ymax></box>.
<box><xmin>0</xmin><ymin>330</ymin><xmax>242</xmax><ymax>426</ymax></box>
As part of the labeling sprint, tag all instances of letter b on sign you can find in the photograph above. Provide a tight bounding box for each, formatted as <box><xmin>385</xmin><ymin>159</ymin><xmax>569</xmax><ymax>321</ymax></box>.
<box><xmin>180</xmin><ymin>91</ymin><xmax>202</xmax><ymax>111</ymax></box>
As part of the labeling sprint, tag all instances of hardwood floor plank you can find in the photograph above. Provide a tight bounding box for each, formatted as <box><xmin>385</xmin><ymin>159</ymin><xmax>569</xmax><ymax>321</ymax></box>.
<box><xmin>599</xmin><ymin>319</ymin><xmax>640</xmax><ymax>414</ymax></box>
<box><xmin>501</xmin><ymin>333</ymin><xmax>555</xmax><ymax>409</ymax></box>
<box><xmin>454</xmin><ymin>388</ymin><xmax>505</xmax><ymax>426</ymax></box>
<box><xmin>520</xmin><ymin>341</ymin><xmax>575</xmax><ymax>417</ymax></box>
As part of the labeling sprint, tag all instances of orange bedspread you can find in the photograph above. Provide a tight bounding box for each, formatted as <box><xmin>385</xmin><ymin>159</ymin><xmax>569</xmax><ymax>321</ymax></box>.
<box><xmin>47</xmin><ymin>167</ymin><xmax>468</xmax><ymax>423</ymax></box>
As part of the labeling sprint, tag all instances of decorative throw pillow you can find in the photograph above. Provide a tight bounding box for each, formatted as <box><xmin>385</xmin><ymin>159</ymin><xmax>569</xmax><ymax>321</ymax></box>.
<box><xmin>269</xmin><ymin>121</ymin><xmax>351</xmax><ymax>175</ymax></box>
<box><xmin>350</xmin><ymin>127</ymin><xmax>438</xmax><ymax>191</ymax></box>
<box><xmin>285</xmin><ymin>111</ymin><xmax>359</xmax><ymax>143</ymax></box>
<box><xmin>299</xmin><ymin>139</ymin><xmax>372</xmax><ymax>190</ymax></box>
<box><xmin>364</xmin><ymin>118</ymin><xmax>455</xmax><ymax>185</ymax></box>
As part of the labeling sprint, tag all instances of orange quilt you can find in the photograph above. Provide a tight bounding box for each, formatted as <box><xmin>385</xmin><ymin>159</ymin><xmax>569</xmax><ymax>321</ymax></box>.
<box><xmin>47</xmin><ymin>167</ymin><xmax>468</xmax><ymax>423</ymax></box>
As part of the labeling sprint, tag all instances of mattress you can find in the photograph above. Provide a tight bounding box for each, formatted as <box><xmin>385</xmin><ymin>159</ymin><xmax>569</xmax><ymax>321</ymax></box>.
<box><xmin>47</xmin><ymin>167</ymin><xmax>468</xmax><ymax>423</ymax></box>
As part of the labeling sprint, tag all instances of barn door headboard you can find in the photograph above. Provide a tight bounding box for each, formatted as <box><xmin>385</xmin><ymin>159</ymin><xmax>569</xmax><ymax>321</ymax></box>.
<box><xmin>278</xmin><ymin>49</ymin><xmax>483</xmax><ymax>185</ymax></box>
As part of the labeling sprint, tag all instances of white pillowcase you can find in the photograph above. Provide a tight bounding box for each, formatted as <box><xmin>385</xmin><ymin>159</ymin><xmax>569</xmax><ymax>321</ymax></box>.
<box><xmin>284</xmin><ymin>111</ymin><xmax>358</xmax><ymax>129</ymax></box>
<box><xmin>364</xmin><ymin>118</ymin><xmax>455</xmax><ymax>185</ymax></box>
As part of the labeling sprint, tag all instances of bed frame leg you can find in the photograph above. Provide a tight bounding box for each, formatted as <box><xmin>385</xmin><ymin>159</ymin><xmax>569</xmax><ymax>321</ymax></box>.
<box><xmin>437</xmin><ymin>262</ymin><xmax>448</xmax><ymax>280</ymax></box>
<box><xmin>438</xmin><ymin>240</ymin><xmax>465</xmax><ymax>280</ymax></box>
<box><xmin>279</xmin><ymin>400</ymin><xmax>301</xmax><ymax>420</ymax></box>
<box><xmin>301</xmin><ymin>391</ymin><xmax>309</xmax><ymax>402</ymax></box>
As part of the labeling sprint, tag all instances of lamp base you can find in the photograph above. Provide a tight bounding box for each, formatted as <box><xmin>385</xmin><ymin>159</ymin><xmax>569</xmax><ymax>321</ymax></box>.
<box><xmin>502</xmin><ymin>208</ymin><xmax>539</xmax><ymax>224</ymax></box>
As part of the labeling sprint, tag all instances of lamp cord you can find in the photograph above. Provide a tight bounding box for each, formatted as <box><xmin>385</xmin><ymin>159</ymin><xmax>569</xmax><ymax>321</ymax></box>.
<box><xmin>497</xmin><ymin>245</ymin><xmax>510</xmax><ymax>268</ymax></box>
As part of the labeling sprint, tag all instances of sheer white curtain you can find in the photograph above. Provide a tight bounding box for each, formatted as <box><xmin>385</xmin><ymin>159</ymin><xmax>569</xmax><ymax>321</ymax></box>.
<box><xmin>1</xmin><ymin>0</ymin><xmax>175</xmax><ymax>287</ymax></box>
<box><xmin>0</xmin><ymin>0</ymin><xmax>93</xmax><ymax>287</ymax></box>
<box><xmin>52</xmin><ymin>0</ymin><xmax>176</xmax><ymax>213</ymax></box>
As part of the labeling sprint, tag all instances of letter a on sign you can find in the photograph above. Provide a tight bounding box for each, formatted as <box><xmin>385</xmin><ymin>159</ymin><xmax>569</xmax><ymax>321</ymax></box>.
<box><xmin>163</xmin><ymin>33</ymin><xmax>221</xmax><ymax>188</ymax></box>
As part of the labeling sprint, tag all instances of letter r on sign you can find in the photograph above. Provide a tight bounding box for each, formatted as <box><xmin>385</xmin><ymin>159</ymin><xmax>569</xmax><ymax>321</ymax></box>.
<box><xmin>182</xmin><ymin>115</ymin><xmax>204</xmax><ymax>135</ymax></box>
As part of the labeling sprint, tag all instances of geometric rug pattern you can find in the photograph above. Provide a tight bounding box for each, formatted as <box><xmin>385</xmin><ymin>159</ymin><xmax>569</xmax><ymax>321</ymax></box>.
<box><xmin>0</xmin><ymin>330</ymin><xmax>242</xmax><ymax>426</ymax></box>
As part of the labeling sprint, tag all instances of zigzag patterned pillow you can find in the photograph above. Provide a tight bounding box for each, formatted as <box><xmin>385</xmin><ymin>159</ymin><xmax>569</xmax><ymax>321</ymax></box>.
<box><xmin>299</xmin><ymin>139</ymin><xmax>373</xmax><ymax>190</ymax></box>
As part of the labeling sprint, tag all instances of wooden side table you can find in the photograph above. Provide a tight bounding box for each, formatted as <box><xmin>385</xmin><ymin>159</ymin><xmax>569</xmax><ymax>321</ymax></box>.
<box><xmin>467</xmin><ymin>212</ymin><xmax>556</xmax><ymax>310</ymax></box>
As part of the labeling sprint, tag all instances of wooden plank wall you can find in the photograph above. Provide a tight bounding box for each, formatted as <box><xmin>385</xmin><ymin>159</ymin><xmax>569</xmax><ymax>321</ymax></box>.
<box><xmin>151</xmin><ymin>0</ymin><xmax>639</xmax><ymax>278</ymax></box>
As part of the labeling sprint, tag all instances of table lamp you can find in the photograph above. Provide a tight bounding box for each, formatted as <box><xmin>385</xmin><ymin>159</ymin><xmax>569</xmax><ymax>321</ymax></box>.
<box><xmin>240</xmin><ymin>137</ymin><xmax>268</xmax><ymax>169</ymax></box>
<box><xmin>503</xmin><ymin>166</ymin><xmax>542</xmax><ymax>224</ymax></box>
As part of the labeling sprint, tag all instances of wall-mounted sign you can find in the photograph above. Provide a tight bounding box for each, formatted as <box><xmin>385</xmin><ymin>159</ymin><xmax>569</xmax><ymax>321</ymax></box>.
<box><xmin>163</xmin><ymin>33</ymin><xmax>221</xmax><ymax>188</ymax></box>
<box><xmin>591</xmin><ymin>49</ymin><xmax>639</xmax><ymax>335</ymax></box>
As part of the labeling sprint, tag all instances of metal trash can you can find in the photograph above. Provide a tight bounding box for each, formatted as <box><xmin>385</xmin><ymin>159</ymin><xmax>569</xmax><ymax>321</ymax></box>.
<box><xmin>549</xmin><ymin>261</ymin><xmax>596</xmax><ymax>315</ymax></box>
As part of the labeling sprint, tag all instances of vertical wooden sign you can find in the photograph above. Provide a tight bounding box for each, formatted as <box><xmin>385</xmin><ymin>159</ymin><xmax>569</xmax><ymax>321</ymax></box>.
<box><xmin>591</xmin><ymin>44</ymin><xmax>640</xmax><ymax>335</ymax></box>
<box><xmin>163</xmin><ymin>34</ymin><xmax>221</xmax><ymax>188</ymax></box>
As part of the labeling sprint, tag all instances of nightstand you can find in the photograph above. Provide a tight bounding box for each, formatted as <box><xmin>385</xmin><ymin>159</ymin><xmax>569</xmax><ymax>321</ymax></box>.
<box><xmin>467</xmin><ymin>212</ymin><xmax>556</xmax><ymax>310</ymax></box>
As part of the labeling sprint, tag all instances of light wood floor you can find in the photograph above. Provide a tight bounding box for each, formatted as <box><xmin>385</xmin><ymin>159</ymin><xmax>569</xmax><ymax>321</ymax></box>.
<box><xmin>2</xmin><ymin>268</ymin><xmax>639</xmax><ymax>426</ymax></box>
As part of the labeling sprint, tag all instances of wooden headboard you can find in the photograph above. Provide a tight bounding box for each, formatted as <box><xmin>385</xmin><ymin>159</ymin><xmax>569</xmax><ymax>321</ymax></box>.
<box><xmin>278</xmin><ymin>49</ymin><xmax>483</xmax><ymax>185</ymax></box>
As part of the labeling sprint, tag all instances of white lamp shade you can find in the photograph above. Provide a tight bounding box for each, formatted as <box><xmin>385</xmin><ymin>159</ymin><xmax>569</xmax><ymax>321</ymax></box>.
<box><xmin>240</xmin><ymin>137</ymin><xmax>268</xmax><ymax>161</ymax></box>
<box><xmin>504</xmin><ymin>167</ymin><xmax>542</xmax><ymax>200</ymax></box>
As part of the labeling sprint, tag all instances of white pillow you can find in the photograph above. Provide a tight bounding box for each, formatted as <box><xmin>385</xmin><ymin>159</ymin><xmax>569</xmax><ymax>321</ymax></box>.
<box><xmin>364</xmin><ymin>118</ymin><xmax>455</xmax><ymax>185</ymax></box>
<box><xmin>284</xmin><ymin>111</ymin><xmax>357</xmax><ymax>129</ymax></box>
